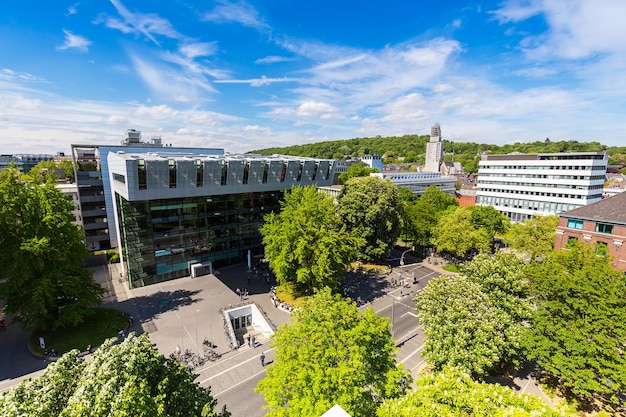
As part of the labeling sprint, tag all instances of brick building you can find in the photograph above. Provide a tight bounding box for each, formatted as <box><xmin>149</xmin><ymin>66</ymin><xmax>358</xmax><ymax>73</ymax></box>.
<box><xmin>555</xmin><ymin>191</ymin><xmax>626</xmax><ymax>271</ymax></box>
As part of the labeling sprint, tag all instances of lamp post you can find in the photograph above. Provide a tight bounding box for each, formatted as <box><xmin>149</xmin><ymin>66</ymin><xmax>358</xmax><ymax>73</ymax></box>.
<box><xmin>399</xmin><ymin>246</ymin><xmax>415</xmax><ymax>266</ymax></box>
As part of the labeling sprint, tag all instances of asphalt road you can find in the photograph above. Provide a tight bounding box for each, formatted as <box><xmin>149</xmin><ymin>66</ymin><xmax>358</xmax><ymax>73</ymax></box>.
<box><xmin>212</xmin><ymin>259</ymin><xmax>440</xmax><ymax>416</ymax></box>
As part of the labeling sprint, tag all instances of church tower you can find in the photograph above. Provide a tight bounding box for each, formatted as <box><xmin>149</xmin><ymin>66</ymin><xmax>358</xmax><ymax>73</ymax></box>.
<box><xmin>424</xmin><ymin>123</ymin><xmax>443</xmax><ymax>172</ymax></box>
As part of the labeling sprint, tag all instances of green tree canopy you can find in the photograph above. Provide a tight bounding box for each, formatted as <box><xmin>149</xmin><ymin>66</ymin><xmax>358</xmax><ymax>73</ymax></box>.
<box><xmin>0</xmin><ymin>168</ymin><xmax>104</xmax><ymax>330</ymax></box>
<box><xmin>525</xmin><ymin>241</ymin><xmax>626</xmax><ymax>407</ymax></box>
<box><xmin>261</xmin><ymin>186</ymin><xmax>359</xmax><ymax>296</ymax></box>
<box><xmin>256</xmin><ymin>288</ymin><xmax>411</xmax><ymax>417</ymax></box>
<box><xmin>432</xmin><ymin>206</ymin><xmax>491</xmax><ymax>263</ymax></box>
<box><xmin>376</xmin><ymin>366</ymin><xmax>564</xmax><ymax>417</ymax></box>
<box><xmin>469</xmin><ymin>205</ymin><xmax>510</xmax><ymax>238</ymax></box>
<box><xmin>0</xmin><ymin>333</ymin><xmax>229</xmax><ymax>417</ymax></box>
<box><xmin>503</xmin><ymin>214</ymin><xmax>559</xmax><ymax>261</ymax></box>
<box><xmin>337</xmin><ymin>176</ymin><xmax>401</xmax><ymax>261</ymax></box>
<box><xmin>337</xmin><ymin>161</ymin><xmax>379</xmax><ymax>183</ymax></box>
<box><xmin>415</xmin><ymin>269</ymin><xmax>530</xmax><ymax>377</ymax></box>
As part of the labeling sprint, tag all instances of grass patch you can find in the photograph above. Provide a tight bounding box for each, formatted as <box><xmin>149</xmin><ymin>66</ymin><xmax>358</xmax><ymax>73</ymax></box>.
<box><xmin>350</xmin><ymin>262</ymin><xmax>391</xmax><ymax>274</ymax></box>
<box><xmin>275</xmin><ymin>284</ymin><xmax>309</xmax><ymax>307</ymax></box>
<box><xmin>29</xmin><ymin>308</ymin><xmax>128</xmax><ymax>356</ymax></box>
<box><xmin>442</xmin><ymin>265</ymin><xmax>460</xmax><ymax>273</ymax></box>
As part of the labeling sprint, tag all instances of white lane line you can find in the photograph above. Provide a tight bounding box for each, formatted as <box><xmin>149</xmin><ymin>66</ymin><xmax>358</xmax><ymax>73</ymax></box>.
<box><xmin>401</xmin><ymin>311</ymin><xmax>418</xmax><ymax>318</ymax></box>
<box><xmin>411</xmin><ymin>359</ymin><xmax>425</xmax><ymax>371</ymax></box>
<box><xmin>199</xmin><ymin>348</ymin><xmax>275</xmax><ymax>384</ymax></box>
<box><xmin>400</xmin><ymin>344</ymin><xmax>425</xmax><ymax>364</ymax></box>
<box><xmin>213</xmin><ymin>368</ymin><xmax>267</xmax><ymax>397</ymax></box>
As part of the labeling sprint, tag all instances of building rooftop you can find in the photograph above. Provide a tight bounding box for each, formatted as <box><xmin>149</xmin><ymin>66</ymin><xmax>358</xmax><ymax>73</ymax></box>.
<box><xmin>560</xmin><ymin>191</ymin><xmax>626</xmax><ymax>225</ymax></box>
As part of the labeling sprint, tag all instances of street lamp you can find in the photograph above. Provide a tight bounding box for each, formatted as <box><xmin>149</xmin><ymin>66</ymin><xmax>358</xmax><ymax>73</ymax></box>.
<box><xmin>399</xmin><ymin>246</ymin><xmax>415</xmax><ymax>266</ymax></box>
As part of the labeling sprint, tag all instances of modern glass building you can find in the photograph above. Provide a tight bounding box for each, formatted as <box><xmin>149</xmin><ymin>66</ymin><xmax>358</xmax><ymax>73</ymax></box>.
<box><xmin>108</xmin><ymin>151</ymin><xmax>336</xmax><ymax>288</ymax></box>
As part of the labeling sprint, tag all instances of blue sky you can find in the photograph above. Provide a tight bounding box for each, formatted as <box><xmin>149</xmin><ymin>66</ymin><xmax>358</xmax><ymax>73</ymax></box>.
<box><xmin>1</xmin><ymin>0</ymin><xmax>625</xmax><ymax>155</ymax></box>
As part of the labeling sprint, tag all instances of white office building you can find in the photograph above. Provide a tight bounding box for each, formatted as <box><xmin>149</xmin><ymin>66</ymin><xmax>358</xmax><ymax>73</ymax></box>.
<box><xmin>476</xmin><ymin>152</ymin><xmax>608</xmax><ymax>222</ymax></box>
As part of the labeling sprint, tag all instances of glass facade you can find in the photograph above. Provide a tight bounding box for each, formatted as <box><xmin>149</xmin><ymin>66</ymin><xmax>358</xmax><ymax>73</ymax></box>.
<box><xmin>117</xmin><ymin>191</ymin><xmax>283</xmax><ymax>288</ymax></box>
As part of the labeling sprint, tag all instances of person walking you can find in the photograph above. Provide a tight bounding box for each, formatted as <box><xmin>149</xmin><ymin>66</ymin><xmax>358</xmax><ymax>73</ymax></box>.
<box><xmin>260</xmin><ymin>352</ymin><xmax>265</xmax><ymax>367</ymax></box>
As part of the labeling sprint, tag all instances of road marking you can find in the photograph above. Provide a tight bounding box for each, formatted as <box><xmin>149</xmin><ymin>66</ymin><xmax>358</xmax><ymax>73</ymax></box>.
<box><xmin>411</xmin><ymin>359</ymin><xmax>425</xmax><ymax>371</ymax></box>
<box><xmin>199</xmin><ymin>348</ymin><xmax>275</xmax><ymax>384</ymax></box>
<box><xmin>401</xmin><ymin>311</ymin><xmax>418</xmax><ymax>318</ymax></box>
<box><xmin>400</xmin><ymin>345</ymin><xmax>425</xmax><ymax>364</ymax></box>
<box><xmin>212</xmin><ymin>368</ymin><xmax>267</xmax><ymax>397</ymax></box>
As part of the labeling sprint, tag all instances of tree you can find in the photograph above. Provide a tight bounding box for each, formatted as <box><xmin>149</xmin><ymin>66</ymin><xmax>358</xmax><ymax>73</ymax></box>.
<box><xmin>525</xmin><ymin>241</ymin><xmax>626</xmax><ymax>406</ymax></box>
<box><xmin>256</xmin><ymin>288</ymin><xmax>411</xmax><ymax>417</ymax></box>
<box><xmin>0</xmin><ymin>333</ymin><xmax>229</xmax><ymax>417</ymax></box>
<box><xmin>401</xmin><ymin>185</ymin><xmax>459</xmax><ymax>254</ymax></box>
<box><xmin>261</xmin><ymin>186</ymin><xmax>359</xmax><ymax>296</ymax></box>
<box><xmin>469</xmin><ymin>205</ymin><xmax>510</xmax><ymax>239</ymax></box>
<box><xmin>376</xmin><ymin>366</ymin><xmax>563</xmax><ymax>417</ymax></box>
<box><xmin>27</xmin><ymin>160</ymin><xmax>75</xmax><ymax>183</ymax></box>
<box><xmin>504</xmin><ymin>215</ymin><xmax>559</xmax><ymax>261</ymax></box>
<box><xmin>415</xmin><ymin>274</ymin><xmax>520</xmax><ymax>378</ymax></box>
<box><xmin>432</xmin><ymin>206</ymin><xmax>491</xmax><ymax>263</ymax></box>
<box><xmin>338</xmin><ymin>161</ymin><xmax>379</xmax><ymax>183</ymax></box>
<box><xmin>337</xmin><ymin>176</ymin><xmax>401</xmax><ymax>261</ymax></box>
<box><xmin>0</xmin><ymin>168</ymin><xmax>104</xmax><ymax>330</ymax></box>
<box><xmin>460</xmin><ymin>253</ymin><xmax>532</xmax><ymax>369</ymax></box>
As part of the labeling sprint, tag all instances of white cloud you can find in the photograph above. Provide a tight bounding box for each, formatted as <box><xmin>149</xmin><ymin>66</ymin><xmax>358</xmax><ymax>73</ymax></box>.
<box><xmin>66</xmin><ymin>3</ymin><xmax>79</xmax><ymax>16</ymax></box>
<box><xmin>104</xmin><ymin>115</ymin><xmax>128</xmax><ymax>125</ymax></box>
<box><xmin>57</xmin><ymin>29</ymin><xmax>92</xmax><ymax>53</ymax></box>
<box><xmin>202</xmin><ymin>0</ymin><xmax>269</xmax><ymax>30</ymax></box>
<box><xmin>255</xmin><ymin>55</ymin><xmax>295</xmax><ymax>65</ymax></box>
<box><xmin>133</xmin><ymin>104</ymin><xmax>179</xmax><ymax>119</ymax></box>
<box><xmin>296</xmin><ymin>101</ymin><xmax>339</xmax><ymax>119</ymax></box>
<box><xmin>493</xmin><ymin>0</ymin><xmax>626</xmax><ymax>60</ymax></box>
<box><xmin>214</xmin><ymin>75</ymin><xmax>296</xmax><ymax>87</ymax></box>
<box><xmin>102</xmin><ymin>0</ymin><xmax>181</xmax><ymax>45</ymax></box>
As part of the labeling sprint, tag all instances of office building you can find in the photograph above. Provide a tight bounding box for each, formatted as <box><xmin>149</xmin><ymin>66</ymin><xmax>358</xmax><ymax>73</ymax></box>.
<box><xmin>72</xmin><ymin>130</ymin><xmax>223</xmax><ymax>250</ymax></box>
<box><xmin>476</xmin><ymin>152</ymin><xmax>608</xmax><ymax>222</ymax></box>
<box><xmin>107</xmin><ymin>151</ymin><xmax>336</xmax><ymax>288</ymax></box>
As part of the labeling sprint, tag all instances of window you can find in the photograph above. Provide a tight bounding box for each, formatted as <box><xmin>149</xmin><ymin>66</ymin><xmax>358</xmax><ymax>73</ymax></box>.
<box><xmin>137</xmin><ymin>159</ymin><xmax>147</xmax><ymax>190</ymax></box>
<box><xmin>196</xmin><ymin>160</ymin><xmax>203</xmax><ymax>187</ymax></box>
<box><xmin>595</xmin><ymin>223</ymin><xmax>614</xmax><ymax>234</ymax></box>
<box><xmin>243</xmin><ymin>161</ymin><xmax>249</xmax><ymax>185</ymax></box>
<box><xmin>595</xmin><ymin>241</ymin><xmax>608</xmax><ymax>256</ymax></box>
<box><xmin>113</xmin><ymin>173</ymin><xmax>126</xmax><ymax>184</ymax></box>
<box><xmin>567</xmin><ymin>219</ymin><xmax>583</xmax><ymax>230</ymax></box>
<box><xmin>168</xmin><ymin>160</ymin><xmax>176</xmax><ymax>188</ymax></box>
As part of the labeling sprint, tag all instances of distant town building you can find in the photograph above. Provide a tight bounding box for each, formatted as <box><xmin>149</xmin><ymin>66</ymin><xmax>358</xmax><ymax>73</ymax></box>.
<box><xmin>360</xmin><ymin>155</ymin><xmax>383</xmax><ymax>172</ymax></box>
<box><xmin>424</xmin><ymin>123</ymin><xmax>443</xmax><ymax>173</ymax></box>
<box><xmin>0</xmin><ymin>153</ymin><xmax>55</xmax><ymax>173</ymax></box>
<box><xmin>555</xmin><ymin>190</ymin><xmax>626</xmax><ymax>271</ymax></box>
<box><xmin>476</xmin><ymin>152</ymin><xmax>608</xmax><ymax>222</ymax></box>
<box><xmin>107</xmin><ymin>151</ymin><xmax>336</xmax><ymax>288</ymax></box>
<box><xmin>72</xmin><ymin>129</ymin><xmax>224</xmax><ymax>251</ymax></box>
<box><xmin>370</xmin><ymin>171</ymin><xmax>456</xmax><ymax>197</ymax></box>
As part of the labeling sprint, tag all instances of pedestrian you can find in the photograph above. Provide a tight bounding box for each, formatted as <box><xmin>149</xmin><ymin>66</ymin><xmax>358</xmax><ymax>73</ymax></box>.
<box><xmin>246</xmin><ymin>334</ymin><xmax>251</xmax><ymax>347</ymax></box>
<box><xmin>86</xmin><ymin>344</ymin><xmax>92</xmax><ymax>354</ymax></box>
<box><xmin>252</xmin><ymin>335</ymin><xmax>256</xmax><ymax>348</ymax></box>
<box><xmin>260</xmin><ymin>352</ymin><xmax>265</xmax><ymax>367</ymax></box>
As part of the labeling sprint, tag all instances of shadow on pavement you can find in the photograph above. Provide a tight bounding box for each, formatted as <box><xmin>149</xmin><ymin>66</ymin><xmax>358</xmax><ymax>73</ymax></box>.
<box><xmin>123</xmin><ymin>289</ymin><xmax>203</xmax><ymax>324</ymax></box>
<box><xmin>342</xmin><ymin>271</ymin><xmax>389</xmax><ymax>306</ymax></box>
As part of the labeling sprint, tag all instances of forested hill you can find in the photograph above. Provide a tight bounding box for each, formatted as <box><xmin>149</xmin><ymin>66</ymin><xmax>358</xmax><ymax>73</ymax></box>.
<box><xmin>249</xmin><ymin>135</ymin><xmax>626</xmax><ymax>174</ymax></box>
